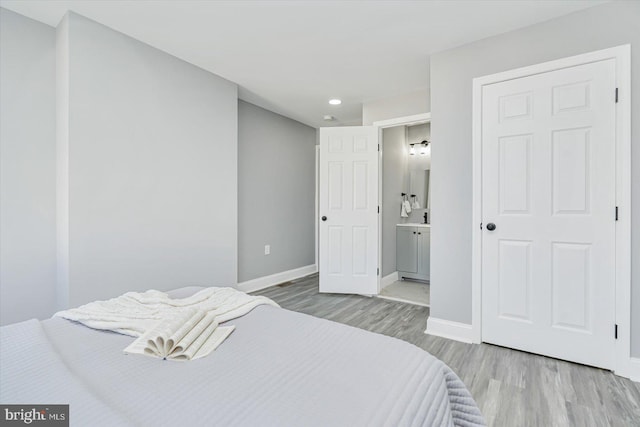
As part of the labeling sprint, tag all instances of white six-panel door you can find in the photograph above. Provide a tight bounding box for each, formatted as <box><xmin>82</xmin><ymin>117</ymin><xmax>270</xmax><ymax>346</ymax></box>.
<box><xmin>319</xmin><ymin>127</ymin><xmax>378</xmax><ymax>295</ymax></box>
<box><xmin>481</xmin><ymin>59</ymin><xmax>616</xmax><ymax>369</ymax></box>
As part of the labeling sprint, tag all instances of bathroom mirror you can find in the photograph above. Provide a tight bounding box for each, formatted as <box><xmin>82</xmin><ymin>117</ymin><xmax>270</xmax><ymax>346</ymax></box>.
<box><xmin>409</xmin><ymin>169</ymin><xmax>430</xmax><ymax>209</ymax></box>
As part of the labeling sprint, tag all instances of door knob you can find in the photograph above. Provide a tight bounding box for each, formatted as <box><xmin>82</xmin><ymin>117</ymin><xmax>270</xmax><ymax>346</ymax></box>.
<box><xmin>322</xmin><ymin>216</ymin><xmax>327</xmax><ymax>221</ymax></box>
<box><xmin>486</xmin><ymin>223</ymin><xmax>496</xmax><ymax>231</ymax></box>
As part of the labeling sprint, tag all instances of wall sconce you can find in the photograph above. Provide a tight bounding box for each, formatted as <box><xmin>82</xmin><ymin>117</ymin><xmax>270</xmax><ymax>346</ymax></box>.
<box><xmin>419</xmin><ymin>140</ymin><xmax>429</xmax><ymax>155</ymax></box>
<box><xmin>410</xmin><ymin>140</ymin><xmax>429</xmax><ymax>156</ymax></box>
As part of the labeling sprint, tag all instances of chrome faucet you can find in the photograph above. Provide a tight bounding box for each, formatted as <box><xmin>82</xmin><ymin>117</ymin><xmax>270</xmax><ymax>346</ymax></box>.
<box><xmin>423</xmin><ymin>212</ymin><xmax>428</xmax><ymax>224</ymax></box>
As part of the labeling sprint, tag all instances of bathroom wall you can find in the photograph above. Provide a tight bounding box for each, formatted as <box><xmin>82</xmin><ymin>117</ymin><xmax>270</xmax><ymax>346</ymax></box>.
<box><xmin>381</xmin><ymin>122</ymin><xmax>431</xmax><ymax>278</ymax></box>
<box><xmin>406</xmin><ymin>123</ymin><xmax>431</xmax><ymax>224</ymax></box>
<box><xmin>381</xmin><ymin>126</ymin><xmax>407</xmax><ymax>277</ymax></box>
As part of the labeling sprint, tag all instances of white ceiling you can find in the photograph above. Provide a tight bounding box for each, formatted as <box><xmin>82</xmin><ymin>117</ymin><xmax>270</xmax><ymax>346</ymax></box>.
<box><xmin>1</xmin><ymin>0</ymin><xmax>607</xmax><ymax>128</ymax></box>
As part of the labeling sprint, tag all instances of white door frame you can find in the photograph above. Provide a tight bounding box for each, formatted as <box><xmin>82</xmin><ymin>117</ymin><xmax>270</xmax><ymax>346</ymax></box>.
<box><xmin>471</xmin><ymin>45</ymin><xmax>632</xmax><ymax>377</ymax></box>
<box><xmin>373</xmin><ymin>113</ymin><xmax>431</xmax><ymax>294</ymax></box>
<box><xmin>315</xmin><ymin>145</ymin><xmax>320</xmax><ymax>271</ymax></box>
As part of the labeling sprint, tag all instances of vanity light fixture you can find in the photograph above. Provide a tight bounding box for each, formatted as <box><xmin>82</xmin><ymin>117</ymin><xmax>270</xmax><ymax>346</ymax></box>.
<box><xmin>409</xmin><ymin>140</ymin><xmax>429</xmax><ymax>156</ymax></box>
<box><xmin>419</xmin><ymin>140</ymin><xmax>430</xmax><ymax>155</ymax></box>
<box><xmin>328</xmin><ymin>99</ymin><xmax>342</xmax><ymax>105</ymax></box>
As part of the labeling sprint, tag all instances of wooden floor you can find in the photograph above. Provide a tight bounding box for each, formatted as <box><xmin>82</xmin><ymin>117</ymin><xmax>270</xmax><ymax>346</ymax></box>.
<box><xmin>253</xmin><ymin>274</ymin><xmax>640</xmax><ymax>427</ymax></box>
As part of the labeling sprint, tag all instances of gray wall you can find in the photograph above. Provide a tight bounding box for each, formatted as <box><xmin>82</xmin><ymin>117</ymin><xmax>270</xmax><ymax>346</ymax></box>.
<box><xmin>429</xmin><ymin>1</ymin><xmax>640</xmax><ymax>356</ymax></box>
<box><xmin>0</xmin><ymin>9</ymin><xmax>57</xmax><ymax>325</ymax></box>
<box><xmin>58</xmin><ymin>13</ymin><xmax>238</xmax><ymax>307</ymax></box>
<box><xmin>237</xmin><ymin>101</ymin><xmax>316</xmax><ymax>282</ymax></box>
<box><xmin>381</xmin><ymin>126</ymin><xmax>407</xmax><ymax>277</ymax></box>
<box><xmin>363</xmin><ymin>89</ymin><xmax>430</xmax><ymax>125</ymax></box>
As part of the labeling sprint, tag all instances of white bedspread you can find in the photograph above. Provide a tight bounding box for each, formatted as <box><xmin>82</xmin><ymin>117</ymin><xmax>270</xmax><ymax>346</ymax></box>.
<box><xmin>1</xmin><ymin>287</ymin><xmax>485</xmax><ymax>426</ymax></box>
<box><xmin>54</xmin><ymin>287</ymin><xmax>279</xmax><ymax>336</ymax></box>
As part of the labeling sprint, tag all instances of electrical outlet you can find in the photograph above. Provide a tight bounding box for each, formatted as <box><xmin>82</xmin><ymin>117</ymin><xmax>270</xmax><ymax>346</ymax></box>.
<box><xmin>264</xmin><ymin>245</ymin><xmax>270</xmax><ymax>255</ymax></box>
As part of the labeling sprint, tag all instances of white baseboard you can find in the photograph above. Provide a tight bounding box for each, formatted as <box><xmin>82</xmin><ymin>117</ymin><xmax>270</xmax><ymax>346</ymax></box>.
<box><xmin>237</xmin><ymin>264</ymin><xmax>317</xmax><ymax>293</ymax></box>
<box><xmin>425</xmin><ymin>317</ymin><xmax>475</xmax><ymax>344</ymax></box>
<box><xmin>629</xmin><ymin>357</ymin><xmax>640</xmax><ymax>383</ymax></box>
<box><xmin>381</xmin><ymin>271</ymin><xmax>398</xmax><ymax>289</ymax></box>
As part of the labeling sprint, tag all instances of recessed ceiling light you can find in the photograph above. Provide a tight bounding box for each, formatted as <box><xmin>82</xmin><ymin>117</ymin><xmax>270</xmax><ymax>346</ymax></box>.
<box><xmin>328</xmin><ymin>99</ymin><xmax>342</xmax><ymax>105</ymax></box>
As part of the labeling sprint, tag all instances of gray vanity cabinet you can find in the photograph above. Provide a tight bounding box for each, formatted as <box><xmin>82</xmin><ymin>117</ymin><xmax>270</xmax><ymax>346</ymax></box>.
<box><xmin>396</xmin><ymin>227</ymin><xmax>418</xmax><ymax>273</ymax></box>
<box><xmin>396</xmin><ymin>226</ymin><xmax>430</xmax><ymax>281</ymax></box>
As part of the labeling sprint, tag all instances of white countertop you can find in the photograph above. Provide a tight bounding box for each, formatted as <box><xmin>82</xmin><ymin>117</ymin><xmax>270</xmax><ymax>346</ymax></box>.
<box><xmin>396</xmin><ymin>223</ymin><xmax>430</xmax><ymax>228</ymax></box>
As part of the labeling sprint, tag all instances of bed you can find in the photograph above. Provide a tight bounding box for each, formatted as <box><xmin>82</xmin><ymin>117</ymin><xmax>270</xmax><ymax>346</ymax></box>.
<box><xmin>0</xmin><ymin>286</ymin><xmax>485</xmax><ymax>426</ymax></box>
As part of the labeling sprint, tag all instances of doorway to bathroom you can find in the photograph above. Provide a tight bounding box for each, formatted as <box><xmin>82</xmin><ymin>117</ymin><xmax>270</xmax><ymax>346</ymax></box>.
<box><xmin>374</xmin><ymin>113</ymin><xmax>431</xmax><ymax>307</ymax></box>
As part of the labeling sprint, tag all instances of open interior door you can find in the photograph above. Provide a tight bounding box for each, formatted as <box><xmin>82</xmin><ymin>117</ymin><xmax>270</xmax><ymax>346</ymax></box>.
<box><xmin>319</xmin><ymin>126</ymin><xmax>378</xmax><ymax>295</ymax></box>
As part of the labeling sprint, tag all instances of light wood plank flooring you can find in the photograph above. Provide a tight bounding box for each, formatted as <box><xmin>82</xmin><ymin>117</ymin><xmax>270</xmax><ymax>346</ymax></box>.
<box><xmin>253</xmin><ymin>274</ymin><xmax>640</xmax><ymax>427</ymax></box>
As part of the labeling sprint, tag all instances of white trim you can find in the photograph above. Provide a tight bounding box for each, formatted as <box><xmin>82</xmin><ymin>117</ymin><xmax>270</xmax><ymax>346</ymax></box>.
<box><xmin>373</xmin><ymin>113</ymin><xmax>431</xmax><ymax>129</ymax></box>
<box><xmin>315</xmin><ymin>146</ymin><xmax>320</xmax><ymax>269</ymax></box>
<box><xmin>613</xmin><ymin>45</ymin><xmax>632</xmax><ymax>380</ymax></box>
<box><xmin>425</xmin><ymin>317</ymin><xmax>475</xmax><ymax>344</ymax></box>
<box><xmin>471</xmin><ymin>45</ymin><xmax>632</xmax><ymax>377</ymax></box>
<box><xmin>237</xmin><ymin>264</ymin><xmax>317</xmax><ymax>293</ymax></box>
<box><xmin>377</xmin><ymin>127</ymin><xmax>383</xmax><ymax>294</ymax></box>
<box><xmin>629</xmin><ymin>358</ymin><xmax>640</xmax><ymax>383</ymax></box>
<box><xmin>381</xmin><ymin>271</ymin><xmax>399</xmax><ymax>289</ymax></box>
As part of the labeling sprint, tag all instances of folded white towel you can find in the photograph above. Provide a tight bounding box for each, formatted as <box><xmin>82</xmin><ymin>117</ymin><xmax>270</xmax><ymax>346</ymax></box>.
<box><xmin>401</xmin><ymin>202</ymin><xmax>409</xmax><ymax>218</ymax></box>
<box><xmin>123</xmin><ymin>309</ymin><xmax>235</xmax><ymax>361</ymax></box>
<box><xmin>403</xmin><ymin>199</ymin><xmax>412</xmax><ymax>214</ymax></box>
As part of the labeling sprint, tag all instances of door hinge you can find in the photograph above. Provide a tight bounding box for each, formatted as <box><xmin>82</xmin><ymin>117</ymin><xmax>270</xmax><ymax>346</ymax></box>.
<box><xmin>378</xmin><ymin>205</ymin><xmax>380</xmax><ymax>214</ymax></box>
<box><xmin>480</xmin><ymin>222</ymin><xmax>483</xmax><ymax>230</ymax></box>
<box><xmin>615</xmin><ymin>88</ymin><xmax>619</xmax><ymax>103</ymax></box>
<box><xmin>615</xmin><ymin>324</ymin><xmax>618</xmax><ymax>339</ymax></box>
<box><xmin>615</xmin><ymin>206</ymin><xmax>619</xmax><ymax>221</ymax></box>
<box><xmin>378</xmin><ymin>144</ymin><xmax>380</xmax><ymax>152</ymax></box>
<box><xmin>377</xmin><ymin>268</ymin><xmax>379</xmax><ymax>276</ymax></box>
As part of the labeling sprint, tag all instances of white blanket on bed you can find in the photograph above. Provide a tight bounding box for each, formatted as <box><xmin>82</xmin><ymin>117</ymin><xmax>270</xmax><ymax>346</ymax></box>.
<box><xmin>54</xmin><ymin>287</ymin><xmax>279</xmax><ymax>337</ymax></box>
<box><xmin>4</xmin><ymin>305</ymin><xmax>486</xmax><ymax>426</ymax></box>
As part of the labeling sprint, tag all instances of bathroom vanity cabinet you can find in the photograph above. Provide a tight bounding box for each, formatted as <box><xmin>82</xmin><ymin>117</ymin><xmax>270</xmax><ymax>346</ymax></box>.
<box><xmin>396</xmin><ymin>224</ymin><xmax>430</xmax><ymax>281</ymax></box>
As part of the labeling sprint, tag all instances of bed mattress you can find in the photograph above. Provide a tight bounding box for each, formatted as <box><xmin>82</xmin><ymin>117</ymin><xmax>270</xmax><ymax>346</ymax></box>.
<box><xmin>1</xmin><ymin>287</ymin><xmax>484</xmax><ymax>426</ymax></box>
